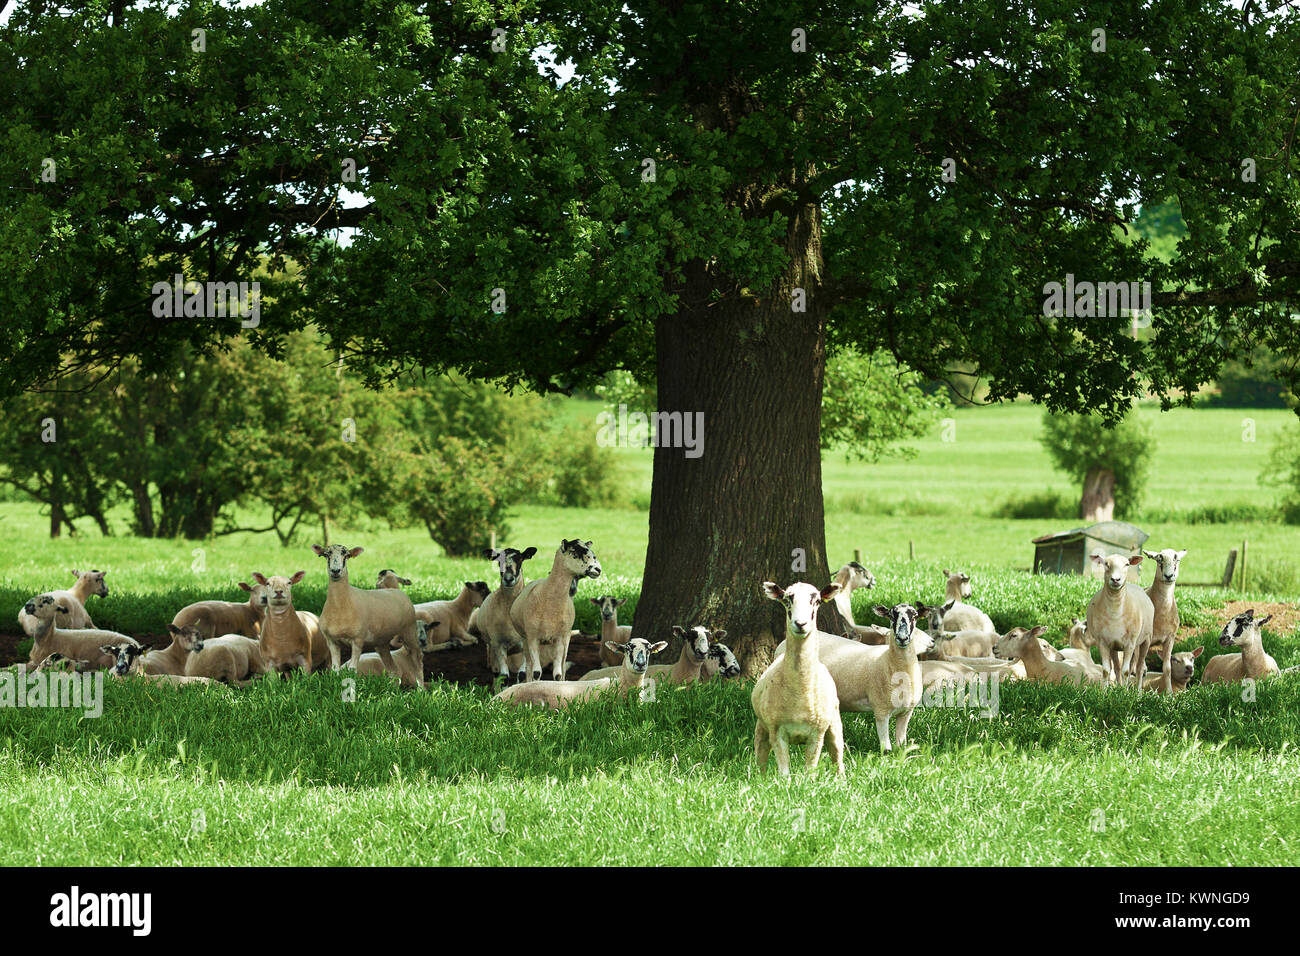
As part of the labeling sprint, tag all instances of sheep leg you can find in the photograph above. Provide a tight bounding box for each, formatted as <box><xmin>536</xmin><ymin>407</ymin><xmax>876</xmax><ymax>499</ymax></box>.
<box><xmin>772</xmin><ymin>730</ymin><xmax>792</xmax><ymax>775</ymax></box>
<box><xmin>398</xmin><ymin>628</ymin><xmax>425</xmax><ymax>690</ymax></box>
<box><xmin>804</xmin><ymin>729</ymin><xmax>825</xmax><ymax>771</ymax></box>
<box><xmin>525</xmin><ymin>637</ymin><xmax>542</xmax><ymax>683</ymax></box>
<box><xmin>894</xmin><ymin>707</ymin><xmax>914</xmax><ymax>748</ymax></box>
<box><xmin>875</xmin><ymin>714</ymin><xmax>892</xmax><ymax>753</ymax></box>
<box><xmin>489</xmin><ymin>640</ymin><xmax>510</xmax><ymax>684</ymax></box>
<box><xmin>1106</xmin><ymin>648</ymin><xmax>1125</xmax><ymax>688</ymax></box>
<box><xmin>1159</xmin><ymin>640</ymin><xmax>1173</xmax><ymax>694</ymax></box>
<box><xmin>325</xmin><ymin>634</ymin><xmax>343</xmax><ymax>671</ymax></box>
<box><xmin>754</xmin><ymin>722</ymin><xmax>771</xmax><ymax>772</ymax></box>
<box><xmin>551</xmin><ymin>634</ymin><xmax>570</xmax><ymax>680</ymax></box>
<box><xmin>826</xmin><ymin>721</ymin><xmax>846</xmax><ymax>777</ymax></box>
<box><xmin>374</xmin><ymin>641</ymin><xmax>398</xmax><ymax>678</ymax></box>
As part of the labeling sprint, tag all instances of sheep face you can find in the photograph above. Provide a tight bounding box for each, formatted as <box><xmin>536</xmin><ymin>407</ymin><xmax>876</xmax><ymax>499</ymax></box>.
<box><xmin>993</xmin><ymin>625</ymin><xmax>1050</xmax><ymax>661</ymax></box>
<box><xmin>484</xmin><ymin>547</ymin><xmax>538</xmax><ymax>588</ymax></box>
<box><xmin>375</xmin><ymin>569</ymin><xmax>412</xmax><ymax>588</ymax></box>
<box><xmin>252</xmin><ymin>571</ymin><xmax>306</xmax><ymax>610</ymax></box>
<box><xmin>872</xmin><ymin>603</ymin><xmax>922</xmax><ymax>648</ymax></box>
<box><xmin>709</xmin><ymin>642</ymin><xmax>741</xmax><ymax>678</ymax></box>
<box><xmin>465</xmin><ymin>581</ymin><xmax>491</xmax><ymax>604</ymax></box>
<box><xmin>312</xmin><ymin>543</ymin><xmax>364</xmax><ymax>581</ymax></box>
<box><xmin>1168</xmin><ymin>647</ymin><xmax>1202</xmax><ymax>684</ymax></box>
<box><xmin>1220</xmin><ymin>610</ymin><xmax>1270</xmax><ymax>648</ymax></box>
<box><xmin>23</xmin><ymin>594</ymin><xmax>69</xmax><ymax>622</ymax></box>
<box><xmin>605</xmin><ymin>637</ymin><xmax>668</xmax><ymax>674</ymax></box>
<box><xmin>1142</xmin><ymin>548</ymin><xmax>1187</xmax><ymax>585</ymax></box>
<box><xmin>560</xmin><ymin>539</ymin><xmax>602</xmax><ymax>580</ymax></box>
<box><xmin>847</xmin><ymin>562</ymin><xmax>876</xmax><ymax>589</ymax></box>
<box><xmin>1067</xmin><ymin>618</ymin><xmax>1088</xmax><ymax>647</ymax></box>
<box><xmin>672</xmin><ymin>625</ymin><xmax>713</xmax><ymax>662</ymax></box>
<box><xmin>109</xmin><ymin>643</ymin><xmax>145</xmax><ymax>676</ymax></box>
<box><xmin>916</xmin><ymin>600</ymin><xmax>955</xmax><ymax>634</ymax></box>
<box><xmin>943</xmin><ymin>569</ymin><xmax>972</xmax><ymax>599</ymax></box>
<box><xmin>764</xmin><ymin>581</ymin><xmax>841</xmax><ymax>638</ymax></box>
<box><xmin>169</xmin><ymin>623</ymin><xmax>205</xmax><ymax>655</ymax></box>
<box><xmin>589</xmin><ymin>595</ymin><xmax>627</xmax><ymax>621</ymax></box>
<box><xmin>73</xmin><ymin>569</ymin><xmax>109</xmax><ymax>598</ymax></box>
<box><xmin>34</xmin><ymin>653</ymin><xmax>75</xmax><ymax>673</ymax></box>
<box><xmin>1091</xmin><ymin>552</ymin><xmax>1141</xmax><ymax>591</ymax></box>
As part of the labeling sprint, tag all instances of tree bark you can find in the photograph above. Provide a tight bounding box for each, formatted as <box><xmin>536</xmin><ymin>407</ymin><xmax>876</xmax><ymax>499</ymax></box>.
<box><xmin>631</xmin><ymin>200</ymin><xmax>844</xmax><ymax>675</ymax></box>
<box><xmin>1080</xmin><ymin>467</ymin><xmax>1116</xmax><ymax>523</ymax></box>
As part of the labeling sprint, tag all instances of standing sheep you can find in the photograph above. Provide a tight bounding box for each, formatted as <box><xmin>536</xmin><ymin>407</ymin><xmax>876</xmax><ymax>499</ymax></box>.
<box><xmin>509</xmin><ymin>539</ymin><xmax>602</xmax><ymax>682</ymax></box>
<box><xmin>478</xmin><ymin>546</ymin><xmax>539</xmax><ymax>681</ymax></box>
<box><xmin>1085</xmin><ymin>552</ymin><xmax>1154</xmax><ymax>687</ymax></box>
<box><xmin>1142</xmin><ymin>547</ymin><xmax>1187</xmax><ymax>694</ymax></box>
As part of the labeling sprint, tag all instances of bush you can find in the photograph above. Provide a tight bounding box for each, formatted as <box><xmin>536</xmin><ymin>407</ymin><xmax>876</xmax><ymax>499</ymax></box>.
<box><xmin>990</xmin><ymin>490</ymin><xmax>1074</xmax><ymax>520</ymax></box>
<box><xmin>547</xmin><ymin>426</ymin><xmax>628</xmax><ymax>508</ymax></box>
<box><xmin>1206</xmin><ymin>348</ymin><xmax>1295</xmax><ymax>408</ymax></box>
<box><xmin>1040</xmin><ymin>410</ymin><xmax>1154</xmax><ymax>518</ymax></box>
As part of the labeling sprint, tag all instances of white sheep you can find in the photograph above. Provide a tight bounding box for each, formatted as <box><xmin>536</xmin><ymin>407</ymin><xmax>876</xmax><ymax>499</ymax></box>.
<box><xmin>508</xmin><ymin>539</ymin><xmax>602</xmax><ymax>682</ymax></box>
<box><xmin>1143</xmin><ymin>547</ymin><xmax>1187</xmax><ymax>694</ymax></box>
<box><xmin>1202</xmin><ymin>610</ymin><xmax>1280</xmax><ymax>685</ymax></box>
<box><xmin>107</xmin><ymin>643</ymin><xmax>217</xmax><ymax>686</ymax></box>
<box><xmin>588</xmin><ymin>595</ymin><xmax>632</xmax><ymax>667</ymax></box>
<box><xmin>752</xmin><ymin>581</ymin><xmax>845</xmax><ymax>775</ymax></box>
<box><xmin>312</xmin><ymin>544</ymin><xmax>425</xmax><ymax>689</ymax></box>
<box><xmin>494</xmin><ymin>637</ymin><xmax>666</xmax><ymax>710</ymax></box>
<box><xmin>478</xmin><ymin>546</ymin><xmax>539</xmax><ymax>681</ymax></box>
<box><xmin>412</xmin><ymin>581</ymin><xmax>490</xmax><ymax>650</ymax></box>
<box><xmin>917</xmin><ymin>597</ymin><xmax>995</xmax><ymax>636</ymax></box>
<box><xmin>172</xmin><ymin>625</ymin><xmax>269</xmax><ymax>686</ymax></box>
<box><xmin>1143</xmin><ymin>647</ymin><xmax>1202</xmax><ymax>694</ymax></box>
<box><xmin>22</xmin><ymin>594</ymin><xmax>139</xmax><ymax>670</ymax></box>
<box><xmin>1085</xmin><ymin>552</ymin><xmax>1154</xmax><ymax>687</ymax></box>
<box><xmin>17</xmin><ymin>568</ymin><xmax>107</xmax><ymax>634</ymax></box>
<box><xmin>375</xmin><ymin>569</ymin><xmax>412</xmax><ymax>589</ymax></box>
<box><xmin>170</xmin><ymin>581</ymin><xmax>269</xmax><ymax>643</ymax></box>
<box><xmin>251</xmin><ymin>571</ymin><xmax>315</xmax><ymax>675</ymax></box>
<box><xmin>830</xmin><ymin>561</ymin><xmax>875</xmax><ymax>627</ymax></box>
<box><xmin>644</xmin><ymin>625</ymin><xmax>729</xmax><ymax>685</ymax></box>
<box><xmin>699</xmin><ymin>642</ymin><xmax>742</xmax><ymax>682</ymax></box>
<box><xmin>993</xmin><ymin>626</ymin><xmax>1103</xmax><ymax>686</ymax></box>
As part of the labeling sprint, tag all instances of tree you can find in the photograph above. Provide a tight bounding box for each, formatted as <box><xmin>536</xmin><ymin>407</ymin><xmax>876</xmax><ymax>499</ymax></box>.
<box><xmin>3</xmin><ymin>3</ymin><xmax>1299</xmax><ymax>668</ymax></box>
<box><xmin>1040</xmin><ymin>411</ymin><xmax>1154</xmax><ymax>522</ymax></box>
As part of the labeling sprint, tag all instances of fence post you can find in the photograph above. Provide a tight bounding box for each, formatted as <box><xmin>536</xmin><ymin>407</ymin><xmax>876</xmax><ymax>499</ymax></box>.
<box><xmin>1221</xmin><ymin>549</ymin><xmax>1237</xmax><ymax>589</ymax></box>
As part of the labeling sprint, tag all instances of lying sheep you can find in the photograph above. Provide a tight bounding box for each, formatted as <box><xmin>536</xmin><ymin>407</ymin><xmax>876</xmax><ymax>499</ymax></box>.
<box><xmin>494</xmin><ymin>637</ymin><xmax>666</xmax><ymax>710</ymax></box>
<box><xmin>1202</xmin><ymin>610</ymin><xmax>1279</xmax><ymax>685</ymax></box>
<box><xmin>916</xmin><ymin>599</ymin><xmax>996</xmax><ymax>639</ymax></box>
<box><xmin>479</xmin><ymin>547</ymin><xmax>539</xmax><ymax>681</ymax></box>
<box><xmin>920</xmin><ymin>626</ymin><xmax>1026</xmax><ymax>681</ymax></box>
<box><xmin>1085</xmin><ymin>552</ymin><xmax>1154</xmax><ymax>686</ymax></box>
<box><xmin>107</xmin><ymin>643</ymin><xmax>217</xmax><ymax>686</ymax></box>
<box><xmin>355</xmin><ymin>623</ymin><xmax>432</xmax><ymax>681</ymax></box>
<box><xmin>589</xmin><ymin>595</ymin><xmax>632</xmax><ymax>667</ymax></box>
<box><xmin>845</xmin><ymin>623</ymin><xmax>890</xmax><ymax>645</ymax></box>
<box><xmin>375</xmin><ymin>569</ymin><xmax>411</xmax><ymax>589</ymax></box>
<box><xmin>509</xmin><ymin>539</ymin><xmax>602</xmax><ymax>682</ymax></box>
<box><xmin>412</xmin><ymin>581</ymin><xmax>490</xmax><ymax>651</ymax></box>
<box><xmin>993</xmin><ymin>626</ymin><xmax>1102</xmax><ymax>686</ymax></box>
<box><xmin>1060</xmin><ymin>618</ymin><xmax>1096</xmax><ymax>668</ymax></box>
<box><xmin>699</xmin><ymin>642</ymin><xmax>742</xmax><ymax>682</ymax></box>
<box><xmin>172</xmin><ymin>625</ymin><xmax>270</xmax><ymax>686</ymax></box>
<box><xmin>829</xmin><ymin>561</ymin><xmax>875</xmax><ymax>628</ymax></box>
<box><xmin>313</xmin><ymin>544</ymin><xmax>424</xmax><ymax>689</ymax></box>
<box><xmin>942</xmin><ymin>569</ymin><xmax>973</xmax><ymax>602</ymax></box>
<box><xmin>1143</xmin><ymin>647</ymin><xmax>1201</xmax><ymax>694</ymax></box>
<box><xmin>645</xmin><ymin>625</ymin><xmax>728</xmax><ymax>686</ymax></box>
<box><xmin>23</xmin><ymin>594</ymin><xmax>140</xmax><ymax>670</ymax></box>
<box><xmin>17</xmin><ymin>568</ymin><xmax>107</xmax><ymax>634</ymax></box>
<box><xmin>171</xmin><ymin>581</ymin><xmax>269</xmax><ymax>643</ymax></box>
<box><xmin>753</xmin><ymin>581</ymin><xmax>845</xmax><ymax>775</ymax></box>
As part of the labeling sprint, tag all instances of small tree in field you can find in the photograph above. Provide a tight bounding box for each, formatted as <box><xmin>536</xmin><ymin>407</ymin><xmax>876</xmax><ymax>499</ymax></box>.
<box><xmin>1041</xmin><ymin>411</ymin><xmax>1154</xmax><ymax>522</ymax></box>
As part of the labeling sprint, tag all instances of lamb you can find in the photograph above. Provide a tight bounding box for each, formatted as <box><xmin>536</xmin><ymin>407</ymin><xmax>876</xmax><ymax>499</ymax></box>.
<box><xmin>312</xmin><ymin>544</ymin><xmax>425</xmax><ymax>689</ymax></box>
<box><xmin>919</xmin><ymin>625</ymin><xmax>1026</xmax><ymax>681</ymax></box>
<box><xmin>1202</xmin><ymin>609</ymin><xmax>1280</xmax><ymax>685</ymax></box>
<box><xmin>752</xmin><ymin>581</ymin><xmax>845</xmax><ymax>775</ymax></box>
<box><xmin>1085</xmin><ymin>552</ymin><xmax>1154</xmax><ymax>687</ymax></box>
<box><xmin>917</xmin><ymin>596</ymin><xmax>995</xmax><ymax>636</ymax></box>
<box><xmin>171</xmin><ymin>624</ymin><xmax>269</xmax><ymax>686</ymax></box>
<box><xmin>170</xmin><ymin>581</ymin><xmax>269</xmax><ymax>643</ymax></box>
<box><xmin>412</xmin><ymin>581</ymin><xmax>490</xmax><ymax>651</ymax></box>
<box><xmin>494</xmin><ymin>637</ymin><xmax>666</xmax><ymax>710</ymax></box>
<box><xmin>829</xmin><ymin>561</ymin><xmax>875</xmax><ymax>627</ymax></box>
<box><xmin>252</xmin><ymin>571</ymin><xmax>316</xmax><ymax>675</ymax></box>
<box><xmin>1143</xmin><ymin>548</ymin><xmax>1187</xmax><ymax>694</ymax></box>
<box><xmin>478</xmin><ymin>546</ymin><xmax>539</xmax><ymax>682</ymax></box>
<box><xmin>1143</xmin><ymin>647</ymin><xmax>1202</xmax><ymax>694</ymax></box>
<box><xmin>993</xmin><ymin>625</ymin><xmax>1103</xmax><ymax>686</ymax></box>
<box><xmin>107</xmin><ymin>643</ymin><xmax>217</xmax><ymax>686</ymax></box>
<box><xmin>589</xmin><ymin>595</ymin><xmax>632</xmax><ymax>667</ymax></box>
<box><xmin>375</xmin><ymin>569</ymin><xmax>411</xmax><ymax>589</ymax></box>
<box><xmin>22</xmin><ymin>594</ymin><xmax>140</xmax><ymax>670</ymax></box>
<box><xmin>508</xmin><ymin>539</ymin><xmax>602</xmax><ymax>682</ymax></box>
<box><xmin>17</xmin><ymin>568</ymin><xmax>107</xmax><ymax>633</ymax></box>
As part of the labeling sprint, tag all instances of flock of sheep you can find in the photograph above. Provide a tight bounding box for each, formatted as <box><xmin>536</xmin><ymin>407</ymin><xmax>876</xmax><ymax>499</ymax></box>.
<box><xmin>13</xmin><ymin>541</ymin><xmax>1292</xmax><ymax>775</ymax></box>
<box><xmin>753</xmin><ymin>548</ymin><xmax>1291</xmax><ymax>775</ymax></box>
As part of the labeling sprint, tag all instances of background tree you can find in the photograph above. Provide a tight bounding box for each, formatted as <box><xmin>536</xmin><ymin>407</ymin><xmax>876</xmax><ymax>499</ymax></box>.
<box><xmin>2</xmin><ymin>2</ymin><xmax>1299</xmax><ymax>668</ymax></box>
<box><xmin>1040</xmin><ymin>411</ymin><xmax>1154</xmax><ymax>523</ymax></box>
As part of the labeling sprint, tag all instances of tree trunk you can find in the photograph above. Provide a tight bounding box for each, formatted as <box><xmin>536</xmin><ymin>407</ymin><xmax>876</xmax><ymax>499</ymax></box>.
<box><xmin>1080</xmin><ymin>467</ymin><xmax>1116</xmax><ymax>523</ymax></box>
<box><xmin>631</xmin><ymin>202</ymin><xmax>843</xmax><ymax>675</ymax></box>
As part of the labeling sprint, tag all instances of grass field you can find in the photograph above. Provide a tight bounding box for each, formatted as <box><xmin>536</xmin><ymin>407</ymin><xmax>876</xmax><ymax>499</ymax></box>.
<box><xmin>1</xmin><ymin>401</ymin><xmax>1298</xmax><ymax>865</ymax></box>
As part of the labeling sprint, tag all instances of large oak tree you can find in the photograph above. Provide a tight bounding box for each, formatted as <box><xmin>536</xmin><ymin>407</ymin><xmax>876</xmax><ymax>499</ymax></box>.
<box><xmin>2</xmin><ymin>1</ymin><xmax>1298</xmax><ymax>668</ymax></box>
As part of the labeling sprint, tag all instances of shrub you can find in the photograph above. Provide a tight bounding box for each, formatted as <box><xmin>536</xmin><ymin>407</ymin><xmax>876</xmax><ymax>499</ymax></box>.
<box><xmin>990</xmin><ymin>490</ymin><xmax>1074</xmax><ymax>520</ymax></box>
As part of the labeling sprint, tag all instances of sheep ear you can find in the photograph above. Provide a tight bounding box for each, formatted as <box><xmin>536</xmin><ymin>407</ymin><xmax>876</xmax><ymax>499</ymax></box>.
<box><xmin>614</xmin><ymin>598</ymin><xmax>627</xmax><ymax>607</ymax></box>
<box><xmin>167</xmin><ymin>624</ymin><xmax>181</xmax><ymax>635</ymax></box>
<box><xmin>872</xmin><ymin>604</ymin><xmax>890</xmax><ymax>620</ymax></box>
<box><xmin>819</xmin><ymin>582</ymin><xmax>843</xmax><ymax>602</ymax></box>
<box><xmin>561</xmin><ymin>539</ymin><xmax>572</xmax><ymax>550</ymax></box>
<box><xmin>671</xmin><ymin>626</ymin><xmax>685</xmax><ymax>637</ymax></box>
<box><xmin>482</xmin><ymin>549</ymin><xmax>498</xmax><ymax>560</ymax></box>
<box><xmin>399</xmin><ymin>577</ymin><xmax>412</xmax><ymax>586</ymax></box>
<box><xmin>588</xmin><ymin>598</ymin><xmax>601</xmax><ymax>606</ymax></box>
<box><xmin>1090</xmin><ymin>552</ymin><xmax>1104</xmax><ymax>566</ymax></box>
<box><xmin>521</xmin><ymin>547</ymin><xmax>537</xmax><ymax>559</ymax></box>
<box><xmin>1257</xmin><ymin>614</ymin><xmax>1272</xmax><ymax>627</ymax></box>
<box><xmin>289</xmin><ymin>571</ymin><xmax>306</xmax><ymax>585</ymax></box>
<box><xmin>943</xmin><ymin>600</ymin><xmax>955</xmax><ymax>612</ymax></box>
<box><xmin>1142</xmin><ymin>549</ymin><xmax>1157</xmax><ymax>560</ymax></box>
<box><xmin>70</xmin><ymin>569</ymin><xmax>80</xmax><ymax>577</ymax></box>
<box><xmin>605</xmin><ymin>641</ymin><xmax>628</xmax><ymax>654</ymax></box>
<box><xmin>347</xmin><ymin>546</ymin><xmax>364</xmax><ymax>559</ymax></box>
<box><xmin>251</xmin><ymin>572</ymin><xmax>269</xmax><ymax>585</ymax></box>
<box><xmin>1176</xmin><ymin>549</ymin><xmax>1187</xmax><ymax>560</ymax></box>
<box><xmin>1028</xmin><ymin>625</ymin><xmax>1049</xmax><ymax>638</ymax></box>
<box><xmin>713</xmin><ymin>629</ymin><xmax>727</xmax><ymax>641</ymax></box>
<box><xmin>312</xmin><ymin>544</ymin><xmax>327</xmax><ymax>556</ymax></box>
<box><xmin>649</xmin><ymin>641</ymin><xmax>668</xmax><ymax>654</ymax></box>
<box><xmin>942</xmin><ymin>569</ymin><xmax>950</xmax><ymax>577</ymax></box>
<box><xmin>1128</xmin><ymin>554</ymin><xmax>1143</xmax><ymax>565</ymax></box>
<box><xmin>762</xmin><ymin>581</ymin><xmax>786</xmax><ymax>601</ymax></box>
<box><xmin>237</xmin><ymin>582</ymin><xmax>253</xmax><ymax>592</ymax></box>
<box><xmin>100</xmin><ymin>645</ymin><xmax>117</xmax><ymax>655</ymax></box>
<box><xmin>1192</xmin><ymin>645</ymin><xmax>1204</xmax><ymax>658</ymax></box>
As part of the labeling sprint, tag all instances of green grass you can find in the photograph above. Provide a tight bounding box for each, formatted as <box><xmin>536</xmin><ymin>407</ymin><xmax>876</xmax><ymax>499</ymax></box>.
<box><xmin>3</xmin><ymin>399</ymin><xmax>1298</xmax><ymax>866</ymax></box>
